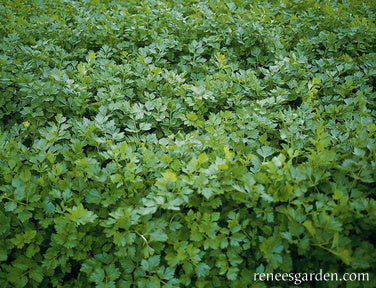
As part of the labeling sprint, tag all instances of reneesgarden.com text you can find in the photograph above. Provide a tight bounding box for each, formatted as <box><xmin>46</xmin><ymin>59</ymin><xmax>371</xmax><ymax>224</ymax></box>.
<box><xmin>254</xmin><ymin>270</ymin><xmax>369</xmax><ymax>286</ymax></box>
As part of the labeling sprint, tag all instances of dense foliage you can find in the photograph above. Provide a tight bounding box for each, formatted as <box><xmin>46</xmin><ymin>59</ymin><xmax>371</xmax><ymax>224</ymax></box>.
<box><xmin>1</xmin><ymin>0</ymin><xmax>376</xmax><ymax>287</ymax></box>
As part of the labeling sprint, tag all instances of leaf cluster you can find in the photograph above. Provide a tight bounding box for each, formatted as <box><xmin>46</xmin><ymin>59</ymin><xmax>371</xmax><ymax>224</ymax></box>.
<box><xmin>1</xmin><ymin>0</ymin><xmax>376</xmax><ymax>287</ymax></box>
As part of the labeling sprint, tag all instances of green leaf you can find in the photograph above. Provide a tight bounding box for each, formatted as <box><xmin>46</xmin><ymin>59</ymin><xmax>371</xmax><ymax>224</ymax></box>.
<box><xmin>89</xmin><ymin>268</ymin><xmax>105</xmax><ymax>283</ymax></box>
<box><xmin>196</xmin><ymin>263</ymin><xmax>210</xmax><ymax>278</ymax></box>
<box><xmin>140</xmin><ymin>122</ymin><xmax>152</xmax><ymax>131</ymax></box>
<box><xmin>257</xmin><ymin>146</ymin><xmax>274</xmax><ymax>160</ymax></box>
<box><xmin>165</xmin><ymin>197</ymin><xmax>184</xmax><ymax>210</ymax></box>
<box><xmin>138</xmin><ymin>206</ymin><xmax>157</xmax><ymax>215</ymax></box>
<box><xmin>226</xmin><ymin>267</ymin><xmax>239</xmax><ymax>281</ymax></box>
<box><xmin>200</xmin><ymin>187</ymin><xmax>213</xmax><ymax>199</ymax></box>
<box><xmin>149</xmin><ymin>230</ymin><xmax>168</xmax><ymax>242</ymax></box>
<box><xmin>29</xmin><ymin>267</ymin><xmax>44</xmax><ymax>283</ymax></box>
<box><xmin>141</xmin><ymin>255</ymin><xmax>160</xmax><ymax>271</ymax></box>
<box><xmin>68</xmin><ymin>204</ymin><xmax>98</xmax><ymax>225</ymax></box>
<box><xmin>4</xmin><ymin>201</ymin><xmax>17</xmax><ymax>212</ymax></box>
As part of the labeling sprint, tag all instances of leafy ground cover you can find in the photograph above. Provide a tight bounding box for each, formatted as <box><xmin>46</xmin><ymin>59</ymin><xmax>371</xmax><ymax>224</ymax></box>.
<box><xmin>1</xmin><ymin>0</ymin><xmax>376</xmax><ymax>287</ymax></box>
